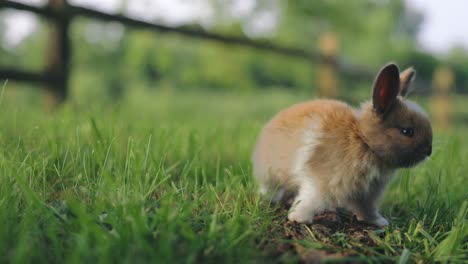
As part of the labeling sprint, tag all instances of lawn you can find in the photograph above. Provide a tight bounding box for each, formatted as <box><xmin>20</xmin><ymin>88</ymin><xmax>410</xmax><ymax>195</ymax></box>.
<box><xmin>0</xmin><ymin>86</ymin><xmax>466</xmax><ymax>263</ymax></box>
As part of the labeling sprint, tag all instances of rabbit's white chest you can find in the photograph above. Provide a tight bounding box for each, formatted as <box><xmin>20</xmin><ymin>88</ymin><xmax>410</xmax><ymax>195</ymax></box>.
<box><xmin>291</xmin><ymin>117</ymin><xmax>384</xmax><ymax>208</ymax></box>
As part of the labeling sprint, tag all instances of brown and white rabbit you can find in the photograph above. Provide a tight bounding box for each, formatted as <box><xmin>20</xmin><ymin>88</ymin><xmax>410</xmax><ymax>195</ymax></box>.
<box><xmin>252</xmin><ymin>63</ymin><xmax>432</xmax><ymax>226</ymax></box>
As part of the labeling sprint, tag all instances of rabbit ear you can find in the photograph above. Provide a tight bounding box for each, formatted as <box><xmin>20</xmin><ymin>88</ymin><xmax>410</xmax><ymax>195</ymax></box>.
<box><xmin>372</xmin><ymin>63</ymin><xmax>400</xmax><ymax>115</ymax></box>
<box><xmin>399</xmin><ymin>67</ymin><xmax>416</xmax><ymax>97</ymax></box>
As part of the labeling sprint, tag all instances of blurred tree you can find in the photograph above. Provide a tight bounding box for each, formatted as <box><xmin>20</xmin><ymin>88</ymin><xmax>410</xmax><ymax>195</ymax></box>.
<box><xmin>0</xmin><ymin>14</ymin><xmax>48</xmax><ymax>72</ymax></box>
<box><xmin>0</xmin><ymin>15</ymin><xmax>6</xmax><ymax>58</ymax></box>
<box><xmin>277</xmin><ymin>0</ymin><xmax>424</xmax><ymax>66</ymax></box>
<box><xmin>2</xmin><ymin>0</ymin><xmax>468</xmax><ymax>99</ymax></box>
<box><xmin>447</xmin><ymin>46</ymin><xmax>468</xmax><ymax>93</ymax></box>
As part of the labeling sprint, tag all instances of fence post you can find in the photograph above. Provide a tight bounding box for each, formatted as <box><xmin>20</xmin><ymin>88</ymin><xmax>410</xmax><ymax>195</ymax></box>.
<box><xmin>432</xmin><ymin>65</ymin><xmax>454</xmax><ymax>129</ymax></box>
<box><xmin>317</xmin><ymin>32</ymin><xmax>338</xmax><ymax>98</ymax></box>
<box><xmin>45</xmin><ymin>0</ymin><xmax>71</xmax><ymax>105</ymax></box>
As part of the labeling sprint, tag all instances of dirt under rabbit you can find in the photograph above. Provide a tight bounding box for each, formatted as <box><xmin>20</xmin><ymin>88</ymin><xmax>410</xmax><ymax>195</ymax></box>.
<box><xmin>252</xmin><ymin>63</ymin><xmax>433</xmax><ymax>226</ymax></box>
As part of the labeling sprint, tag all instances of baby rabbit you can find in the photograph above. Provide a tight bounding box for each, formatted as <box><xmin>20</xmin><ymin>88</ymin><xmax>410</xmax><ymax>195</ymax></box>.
<box><xmin>252</xmin><ymin>63</ymin><xmax>432</xmax><ymax>226</ymax></box>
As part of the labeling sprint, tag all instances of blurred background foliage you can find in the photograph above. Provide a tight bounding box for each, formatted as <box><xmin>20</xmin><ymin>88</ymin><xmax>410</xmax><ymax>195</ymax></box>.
<box><xmin>1</xmin><ymin>0</ymin><xmax>468</xmax><ymax>103</ymax></box>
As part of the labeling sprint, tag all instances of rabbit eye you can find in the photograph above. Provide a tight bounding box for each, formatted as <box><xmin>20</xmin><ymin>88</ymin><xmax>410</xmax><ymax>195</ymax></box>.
<box><xmin>400</xmin><ymin>128</ymin><xmax>414</xmax><ymax>137</ymax></box>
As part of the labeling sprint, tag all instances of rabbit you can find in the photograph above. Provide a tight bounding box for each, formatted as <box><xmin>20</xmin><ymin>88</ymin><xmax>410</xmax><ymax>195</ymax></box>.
<box><xmin>252</xmin><ymin>63</ymin><xmax>432</xmax><ymax>226</ymax></box>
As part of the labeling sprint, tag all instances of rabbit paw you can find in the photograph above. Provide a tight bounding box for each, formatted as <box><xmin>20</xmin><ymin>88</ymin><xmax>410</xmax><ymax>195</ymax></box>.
<box><xmin>364</xmin><ymin>215</ymin><xmax>389</xmax><ymax>227</ymax></box>
<box><xmin>288</xmin><ymin>210</ymin><xmax>313</xmax><ymax>224</ymax></box>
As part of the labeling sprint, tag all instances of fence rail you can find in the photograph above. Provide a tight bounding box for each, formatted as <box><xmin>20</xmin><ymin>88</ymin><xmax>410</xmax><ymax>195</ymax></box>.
<box><xmin>0</xmin><ymin>68</ymin><xmax>58</xmax><ymax>85</ymax></box>
<box><xmin>1</xmin><ymin>0</ymin><xmax>375</xmax><ymax>103</ymax></box>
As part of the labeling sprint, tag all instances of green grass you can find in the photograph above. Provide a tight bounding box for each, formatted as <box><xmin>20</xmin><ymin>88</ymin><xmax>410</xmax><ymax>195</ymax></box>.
<box><xmin>0</xmin><ymin>87</ymin><xmax>466</xmax><ymax>263</ymax></box>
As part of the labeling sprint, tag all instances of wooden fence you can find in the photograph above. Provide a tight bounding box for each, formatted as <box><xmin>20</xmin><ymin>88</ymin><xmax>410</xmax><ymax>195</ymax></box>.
<box><xmin>0</xmin><ymin>0</ymin><xmax>379</xmax><ymax>104</ymax></box>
